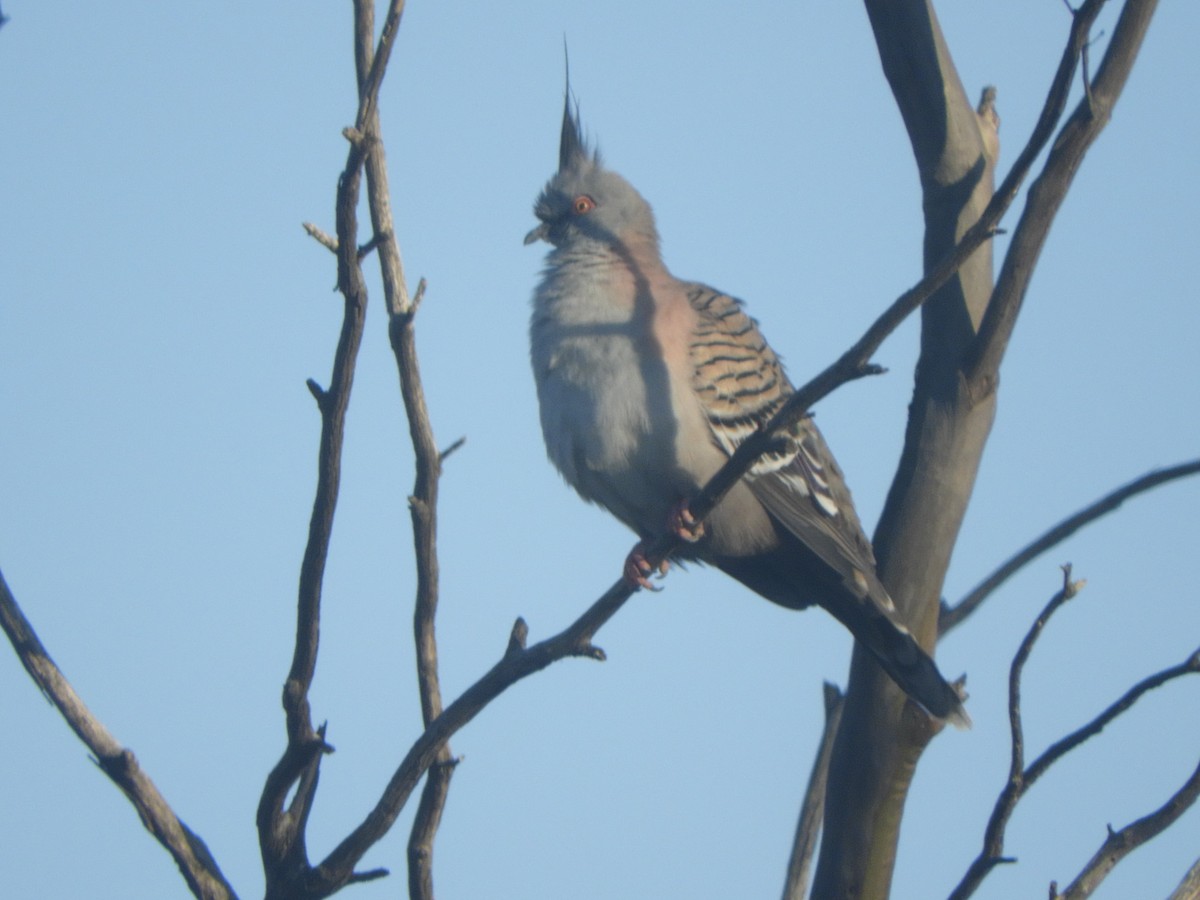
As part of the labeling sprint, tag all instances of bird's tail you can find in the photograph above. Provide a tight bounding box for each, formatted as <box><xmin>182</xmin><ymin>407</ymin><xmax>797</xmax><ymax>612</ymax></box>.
<box><xmin>821</xmin><ymin>594</ymin><xmax>970</xmax><ymax>729</ymax></box>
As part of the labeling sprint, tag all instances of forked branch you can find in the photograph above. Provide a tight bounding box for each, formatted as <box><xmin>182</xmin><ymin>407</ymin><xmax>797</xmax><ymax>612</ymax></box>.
<box><xmin>290</xmin><ymin>8</ymin><xmax>1163</xmax><ymax>890</ymax></box>
<box><xmin>948</xmin><ymin>568</ymin><xmax>1199</xmax><ymax>900</ymax></box>
<box><xmin>256</xmin><ymin>2</ymin><xmax>410</xmax><ymax>898</ymax></box>
<box><xmin>965</xmin><ymin>0</ymin><xmax>1159</xmax><ymax>388</ymax></box>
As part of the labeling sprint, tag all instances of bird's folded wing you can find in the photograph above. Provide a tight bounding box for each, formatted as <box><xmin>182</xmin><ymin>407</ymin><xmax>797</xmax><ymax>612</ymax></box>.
<box><xmin>685</xmin><ymin>283</ymin><xmax>879</xmax><ymax>589</ymax></box>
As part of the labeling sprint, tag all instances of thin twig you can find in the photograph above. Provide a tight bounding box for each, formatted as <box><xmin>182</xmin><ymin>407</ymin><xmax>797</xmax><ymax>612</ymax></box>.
<box><xmin>947</xmin><ymin>590</ymin><xmax>1200</xmax><ymax>900</ymax></box>
<box><xmin>256</xmin><ymin>3</ymin><xmax>409</xmax><ymax>898</ymax></box>
<box><xmin>940</xmin><ymin>459</ymin><xmax>1200</xmax><ymax>635</ymax></box>
<box><xmin>386</xmin><ymin>267</ymin><xmax>453</xmax><ymax>900</ymax></box>
<box><xmin>652</xmin><ymin>0</ymin><xmax>1117</xmax><ymax>574</ymax></box>
<box><xmin>0</xmin><ymin>569</ymin><xmax>237</xmax><ymax>900</ymax></box>
<box><xmin>438</xmin><ymin>436</ymin><xmax>467</xmax><ymax>465</ymax></box>
<box><xmin>353</xmin><ymin>0</ymin><xmax>406</xmax><ymax>135</ymax></box>
<box><xmin>1026</xmin><ymin>647</ymin><xmax>1200</xmax><ymax>789</ymax></box>
<box><xmin>948</xmin><ymin>568</ymin><xmax>1084</xmax><ymax>900</ymax></box>
<box><xmin>965</xmin><ymin>0</ymin><xmax>1157</xmax><ymax>388</ymax></box>
<box><xmin>781</xmin><ymin>683</ymin><xmax>844</xmax><ymax>900</ymax></box>
<box><xmin>1054</xmin><ymin>758</ymin><xmax>1200</xmax><ymax>899</ymax></box>
<box><xmin>958</xmin><ymin>0</ymin><xmax>1108</xmax><ymax>396</ymax></box>
<box><xmin>348</xmin><ymin>3</ymin><xmax>458</xmax><ymax>890</ymax></box>
<box><xmin>303</xmin><ymin>222</ymin><xmax>339</xmax><ymax>253</ymax></box>
<box><xmin>357</xmin><ymin>233</ymin><xmax>383</xmax><ymax>260</ymax></box>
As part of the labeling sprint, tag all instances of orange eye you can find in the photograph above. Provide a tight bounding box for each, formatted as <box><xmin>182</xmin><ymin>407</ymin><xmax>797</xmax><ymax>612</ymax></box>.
<box><xmin>572</xmin><ymin>195</ymin><xmax>596</xmax><ymax>215</ymax></box>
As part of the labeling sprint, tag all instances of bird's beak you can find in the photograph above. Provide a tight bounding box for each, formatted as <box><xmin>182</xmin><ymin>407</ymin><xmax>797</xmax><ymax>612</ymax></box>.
<box><xmin>523</xmin><ymin>222</ymin><xmax>549</xmax><ymax>246</ymax></box>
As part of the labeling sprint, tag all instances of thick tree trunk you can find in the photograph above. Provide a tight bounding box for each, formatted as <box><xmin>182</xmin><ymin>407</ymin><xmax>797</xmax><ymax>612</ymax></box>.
<box><xmin>813</xmin><ymin>2</ymin><xmax>997</xmax><ymax>896</ymax></box>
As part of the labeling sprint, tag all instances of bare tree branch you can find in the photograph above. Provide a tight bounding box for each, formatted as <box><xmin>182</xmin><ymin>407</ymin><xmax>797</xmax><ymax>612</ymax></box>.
<box><xmin>302</xmin><ymin>222</ymin><xmax>339</xmax><ymax>254</ymax></box>
<box><xmin>781</xmin><ymin>683</ymin><xmax>844</xmax><ymax>900</ymax></box>
<box><xmin>392</xmin><ymin>282</ymin><xmax>456</xmax><ymax>896</ymax></box>
<box><xmin>948</xmin><ymin>568</ymin><xmax>1084</xmax><ymax>900</ymax></box>
<box><xmin>819</xmin><ymin>2</ymin><xmax>1161</xmax><ymax>894</ymax></box>
<box><xmin>1028</xmin><ymin>648</ymin><xmax>1200</xmax><ymax>789</ymax></box>
<box><xmin>309</xmin><ymin>599</ymin><xmax>613</xmax><ymax>893</ymax></box>
<box><xmin>254</xmin><ymin>7</ymin><xmax>1173</xmax><ymax>893</ymax></box>
<box><xmin>965</xmin><ymin>0</ymin><xmax>1159</xmax><ymax>389</ymax></box>
<box><xmin>0</xmin><ymin>569</ymin><xmax>236</xmax><ymax>900</ymax></box>
<box><xmin>256</xmin><ymin>3</ymin><xmax>409</xmax><ymax>898</ymax></box>
<box><xmin>346</xmin><ymin>0</ymin><xmax>460</xmax><ymax>892</ymax></box>
<box><xmin>293</xmin><ymin>146</ymin><xmax>1039</xmax><ymax>883</ymax></box>
<box><xmin>633</xmin><ymin>7</ymin><xmax>1117</xmax><ymax>594</ymax></box>
<box><xmin>949</xmin><ymin>573</ymin><xmax>1200</xmax><ymax>900</ymax></box>
<box><xmin>407</xmin><ymin>756</ymin><xmax>458</xmax><ymax>900</ymax></box>
<box><xmin>1168</xmin><ymin>857</ymin><xmax>1200</xmax><ymax>900</ymax></box>
<box><xmin>374</xmin><ymin>189</ymin><xmax>453</xmax><ymax>900</ymax></box>
<box><xmin>941</xmin><ymin>458</ymin><xmax>1200</xmax><ymax>635</ymax></box>
<box><xmin>1053</xmin><ymin>758</ymin><xmax>1200</xmax><ymax>899</ymax></box>
<box><xmin>816</xmin><ymin>0</ymin><xmax>1108</xmax><ymax>892</ymax></box>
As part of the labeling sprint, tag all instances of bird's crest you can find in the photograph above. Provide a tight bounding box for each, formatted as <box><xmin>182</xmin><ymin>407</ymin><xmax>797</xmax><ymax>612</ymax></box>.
<box><xmin>559</xmin><ymin>44</ymin><xmax>598</xmax><ymax>173</ymax></box>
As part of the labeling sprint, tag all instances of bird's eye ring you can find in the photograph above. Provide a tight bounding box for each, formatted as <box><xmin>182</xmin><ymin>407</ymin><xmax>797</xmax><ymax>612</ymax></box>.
<box><xmin>572</xmin><ymin>195</ymin><xmax>596</xmax><ymax>215</ymax></box>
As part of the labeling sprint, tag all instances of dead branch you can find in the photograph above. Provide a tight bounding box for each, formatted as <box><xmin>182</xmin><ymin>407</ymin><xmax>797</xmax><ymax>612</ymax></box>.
<box><xmin>265</xmin><ymin>8</ymin><xmax>1159</xmax><ymax>892</ymax></box>
<box><xmin>1167</xmin><ymin>857</ymin><xmax>1200</xmax><ymax>900</ymax></box>
<box><xmin>256</xmin><ymin>3</ymin><xmax>409</xmax><ymax>899</ymax></box>
<box><xmin>0</xmin><ymin>569</ymin><xmax>236</xmax><ymax>900</ymax></box>
<box><xmin>948</xmin><ymin>572</ymin><xmax>1199</xmax><ymax>900</ymax></box>
<box><xmin>285</xmin><ymin>135</ymin><xmax>1029</xmax><ymax>878</ymax></box>
<box><xmin>941</xmin><ymin>458</ymin><xmax>1200</xmax><ymax>635</ymax></box>
<box><xmin>639</xmin><ymin>7</ymin><xmax>1116</xmax><ymax>587</ymax></box>
<box><xmin>965</xmin><ymin>0</ymin><xmax>1159</xmax><ymax>390</ymax></box>
<box><xmin>1025</xmin><ymin>648</ymin><xmax>1200</xmax><ymax>789</ymax></box>
<box><xmin>949</xmin><ymin>569</ymin><xmax>1083</xmax><ymax>899</ymax></box>
<box><xmin>1053</xmin><ymin>758</ymin><xmax>1200</xmax><ymax>899</ymax></box>
<box><xmin>393</xmin><ymin>278</ymin><xmax>456</xmax><ymax>897</ymax></box>
<box><xmin>347</xmin><ymin>0</ymin><xmax>458</xmax><ymax>892</ymax></box>
<box><xmin>303</xmin><ymin>222</ymin><xmax>339</xmax><ymax>254</ymax></box>
<box><xmin>781</xmin><ymin>683</ymin><xmax>844</xmax><ymax>900</ymax></box>
<box><xmin>816</xmin><ymin>1</ymin><xmax>1128</xmax><ymax>893</ymax></box>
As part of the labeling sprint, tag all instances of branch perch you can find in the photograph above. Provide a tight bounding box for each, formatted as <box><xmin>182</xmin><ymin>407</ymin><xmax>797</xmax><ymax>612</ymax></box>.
<box><xmin>277</xmin><ymin>7</ymin><xmax>1157</xmax><ymax>887</ymax></box>
<box><xmin>818</xmin><ymin>2</ymin><xmax>1161</xmax><ymax>893</ymax></box>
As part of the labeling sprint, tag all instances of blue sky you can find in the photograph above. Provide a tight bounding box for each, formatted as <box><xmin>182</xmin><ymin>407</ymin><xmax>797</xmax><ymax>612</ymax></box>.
<box><xmin>2</xmin><ymin>3</ymin><xmax>1197</xmax><ymax>898</ymax></box>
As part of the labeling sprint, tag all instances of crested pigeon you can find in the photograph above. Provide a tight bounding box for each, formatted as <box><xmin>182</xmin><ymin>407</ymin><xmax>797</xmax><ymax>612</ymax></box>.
<box><xmin>524</xmin><ymin>89</ymin><xmax>968</xmax><ymax>728</ymax></box>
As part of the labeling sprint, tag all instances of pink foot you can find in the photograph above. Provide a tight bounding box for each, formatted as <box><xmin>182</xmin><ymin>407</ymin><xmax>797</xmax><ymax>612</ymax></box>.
<box><xmin>668</xmin><ymin>499</ymin><xmax>705</xmax><ymax>543</ymax></box>
<box><xmin>623</xmin><ymin>541</ymin><xmax>669</xmax><ymax>591</ymax></box>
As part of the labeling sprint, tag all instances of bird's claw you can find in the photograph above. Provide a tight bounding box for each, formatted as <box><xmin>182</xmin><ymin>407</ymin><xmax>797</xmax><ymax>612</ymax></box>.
<box><xmin>623</xmin><ymin>542</ymin><xmax>669</xmax><ymax>591</ymax></box>
<box><xmin>668</xmin><ymin>500</ymin><xmax>705</xmax><ymax>543</ymax></box>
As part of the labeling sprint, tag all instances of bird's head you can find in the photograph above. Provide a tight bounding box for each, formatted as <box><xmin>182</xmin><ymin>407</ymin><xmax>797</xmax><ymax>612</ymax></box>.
<box><xmin>524</xmin><ymin>86</ymin><xmax>659</xmax><ymax>252</ymax></box>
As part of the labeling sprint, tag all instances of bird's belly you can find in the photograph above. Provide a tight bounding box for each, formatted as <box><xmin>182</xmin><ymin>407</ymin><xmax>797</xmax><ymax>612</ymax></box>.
<box><xmin>535</xmin><ymin>334</ymin><xmax>695</xmax><ymax>533</ymax></box>
<box><xmin>535</xmin><ymin>337</ymin><xmax>778</xmax><ymax>557</ymax></box>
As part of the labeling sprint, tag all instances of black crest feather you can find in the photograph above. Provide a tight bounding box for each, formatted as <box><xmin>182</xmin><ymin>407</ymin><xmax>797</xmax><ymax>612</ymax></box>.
<box><xmin>558</xmin><ymin>42</ymin><xmax>595</xmax><ymax>172</ymax></box>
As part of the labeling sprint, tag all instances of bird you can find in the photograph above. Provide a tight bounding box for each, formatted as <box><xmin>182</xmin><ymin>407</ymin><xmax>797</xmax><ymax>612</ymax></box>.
<box><xmin>524</xmin><ymin>85</ymin><xmax>968</xmax><ymax>728</ymax></box>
